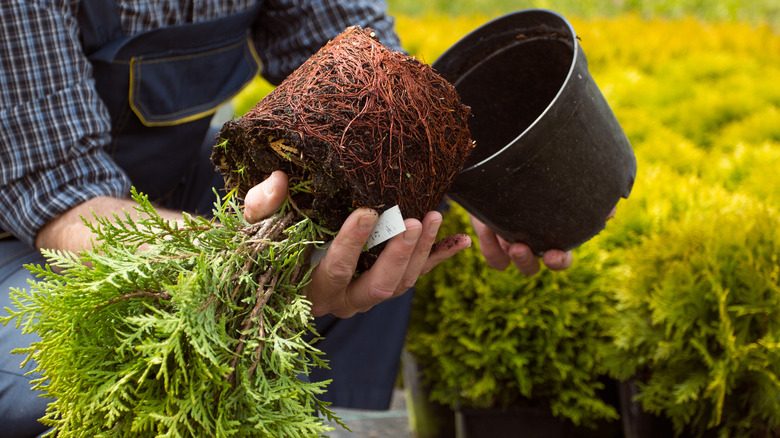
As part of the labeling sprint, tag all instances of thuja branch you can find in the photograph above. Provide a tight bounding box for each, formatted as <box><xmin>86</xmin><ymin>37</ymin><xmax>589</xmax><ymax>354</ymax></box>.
<box><xmin>227</xmin><ymin>270</ymin><xmax>279</xmax><ymax>386</ymax></box>
<box><xmin>94</xmin><ymin>290</ymin><xmax>172</xmax><ymax>310</ymax></box>
<box><xmin>2</xmin><ymin>189</ymin><xmax>337</xmax><ymax>437</ymax></box>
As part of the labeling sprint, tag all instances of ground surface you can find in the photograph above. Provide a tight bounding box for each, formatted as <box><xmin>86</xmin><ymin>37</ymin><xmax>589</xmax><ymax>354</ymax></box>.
<box><xmin>327</xmin><ymin>389</ymin><xmax>413</xmax><ymax>437</ymax></box>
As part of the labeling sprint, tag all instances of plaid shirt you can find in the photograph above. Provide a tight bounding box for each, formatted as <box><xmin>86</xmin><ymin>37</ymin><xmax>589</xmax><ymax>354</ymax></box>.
<box><xmin>0</xmin><ymin>0</ymin><xmax>400</xmax><ymax>246</ymax></box>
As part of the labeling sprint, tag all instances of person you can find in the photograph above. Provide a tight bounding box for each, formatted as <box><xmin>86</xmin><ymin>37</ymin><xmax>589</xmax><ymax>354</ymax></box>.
<box><xmin>0</xmin><ymin>1</ymin><xmax>572</xmax><ymax>436</ymax></box>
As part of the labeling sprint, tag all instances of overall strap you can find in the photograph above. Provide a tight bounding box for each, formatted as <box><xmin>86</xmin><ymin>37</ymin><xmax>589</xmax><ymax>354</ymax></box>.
<box><xmin>74</xmin><ymin>0</ymin><xmax>263</xmax><ymax>209</ymax></box>
<box><xmin>77</xmin><ymin>0</ymin><xmax>124</xmax><ymax>55</ymax></box>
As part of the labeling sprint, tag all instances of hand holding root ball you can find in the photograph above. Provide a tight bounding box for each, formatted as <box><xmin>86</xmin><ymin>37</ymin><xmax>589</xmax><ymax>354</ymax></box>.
<box><xmin>214</xmin><ymin>27</ymin><xmax>477</xmax><ymax>318</ymax></box>
<box><xmin>245</xmin><ymin>170</ymin><xmax>472</xmax><ymax>319</ymax></box>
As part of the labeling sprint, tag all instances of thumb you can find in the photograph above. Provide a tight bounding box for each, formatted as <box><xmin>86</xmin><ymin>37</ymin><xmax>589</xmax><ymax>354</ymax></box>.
<box><xmin>243</xmin><ymin>170</ymin><xmax>289</xmax><ymax>223</ymax></box>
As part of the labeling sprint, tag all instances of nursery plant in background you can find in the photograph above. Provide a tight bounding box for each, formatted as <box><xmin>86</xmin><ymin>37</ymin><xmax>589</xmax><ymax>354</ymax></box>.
<box><xmin>2</xmin><ymin>27</ymin><xmax>473</xmax><ymax>437</ymax></box>
<box><xmin>393</xmin><ymin>6</ymin><xmax>780</xmax><ymax>438</ymax></box>
<box><xmin>604</xmin><ymin>192</ymin><xmax>780</xmax><ymax>438</ymax></box>
<box><xmin>406</xmin><ymin>202</ymin><xmax>622</xmax><ymax>437</ymax></box>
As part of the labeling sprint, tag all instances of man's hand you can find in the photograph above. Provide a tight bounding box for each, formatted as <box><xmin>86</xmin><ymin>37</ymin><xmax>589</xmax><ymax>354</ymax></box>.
<box><xmin>242</xmin><ymin>170</ymin><xmax>290</xmax><ymax>223</ymax></box>
<box><xmin>470</xmin><ymin>213</ymin><xmax>572</xmax><ymax>276</ymax></box>
<box><xmin>243</xmin><ymin>171</ymin><xmax>472</xmax><ymax>319</ymax></box>
<box><xmin>469</xmin><ymin>206</ymin><xmax>618</xmax><ymax>276</ymax></box>
<box><xmin>305</xmin><ymin>210</ymin><xmax>470</xmax><ymax>318</ymax></box>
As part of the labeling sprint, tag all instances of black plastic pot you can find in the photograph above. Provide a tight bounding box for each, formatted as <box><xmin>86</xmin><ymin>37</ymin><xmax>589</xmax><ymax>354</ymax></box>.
<box><xmin>619</xmin><ymin>380</ymin><xmax>676</xmax><ymax>438</ymax></box>
<box><xmin>455</xmin><ymin>405</ymin><xmax>622</xmax><ymax>438</ymax></box>
<box><xmin>618</xmin><ymin>379</ymin><xmax>721</xmax><ymax>438</ymax></box>
<box><xmin>456</xmin><ymin>406</ymin><xmax>571</xmax><ymax>438</ymax></box>
<box><xmin>434</xmin><ymin>9</ymin><xmax>637</xmax><ymax>254</ymax></box>
<box><xmin>401</xmin><ymin>350</ymin><xmax>456</xmax><ymax>438</ymax></box>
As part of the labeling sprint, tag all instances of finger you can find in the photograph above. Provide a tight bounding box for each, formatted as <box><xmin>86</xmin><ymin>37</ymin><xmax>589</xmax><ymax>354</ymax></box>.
<box><xmin>542</xmin><ymin>249</ymin><xmax>573</xmax><ymax>271</ymax></box>
<box><xmin>469</xmin><ymin>214</ymin><xmax>510</xmax><ymax>270</ymax></box>
<box><xmin>506</xmin><ymin>241</ymin><xmax>541</xmax><ymax>276</ymax></box>
<box><xmin>498</xmin><ymin>235</ymin><xmax>512</xmax><ymax>254</ymax></box>
<box><xmin>243</xmin><ymin>170</ymin><xmax>289</xmax><ymax>223</ymax></box>
<box><xmin>346</xmin><ymin>218</ymin><xmax>422</xmax><ymax>311</ymax></box>
<box><xmin>420</xmin><ymin>233</ymin><xmax>472</xmax><ymax>276</ymax></box>
<box><xmin>394</xmin><ymin>211</ymin><xmax>443</xmax><ymax>295</ymax></box>
<box><xmin>606</xmin><ymin>206</ymin><xmax>617</xmax><ymax>221</ymax></box>
<box><xmin>307</xmin><ymin>208</ymin><xmax>378</xmax><ymax>317</ymax></box>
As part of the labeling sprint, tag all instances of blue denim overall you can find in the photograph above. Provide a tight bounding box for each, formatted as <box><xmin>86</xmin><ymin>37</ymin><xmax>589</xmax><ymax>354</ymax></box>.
<box><xmin>78</xmin><ymin>0</ymin><xmax>263</xmax><ymax>212</ymax></box>
<box><xmin>1</xmin><ymin>2</ymin><xmax>411</xmax><ymax>435</ymax></box>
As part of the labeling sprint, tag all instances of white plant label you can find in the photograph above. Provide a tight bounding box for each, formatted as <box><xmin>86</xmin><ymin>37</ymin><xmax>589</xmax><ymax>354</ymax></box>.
<box><xmin>366</xmin><ymin>205</ymin><xmax>406</xmax><ymax>249</ymax></box>
<box><xmin>310</xmin><ymin>205</ymin><xmax>406</xmax><ymax>265</ymax></box>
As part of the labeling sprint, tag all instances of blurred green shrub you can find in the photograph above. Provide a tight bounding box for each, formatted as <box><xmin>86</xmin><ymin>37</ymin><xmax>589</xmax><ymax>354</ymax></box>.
<box><xmin>400</xmin><ymin>11</ymin><xmax>780</xmax><ymax>436</ymax></box>
<box><xmin>386</xmin><ymin>0</ymin><xmax>780</xmax><ymax>29</ymax></box>
<box><xmin>604</xmin><ymin>193</ymin><xmax>780</xmax><ymax>437</ymax></box>
<box><xmin>407</xmin><ymin>202</ymin><xmax>621</xmax><ymax>428</ymax></box>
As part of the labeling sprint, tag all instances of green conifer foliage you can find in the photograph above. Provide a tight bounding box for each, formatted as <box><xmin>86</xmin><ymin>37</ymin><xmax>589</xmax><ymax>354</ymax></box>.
<box><xmin>407</xmin><ymin>202</ymin><xmax>620</xmax><ymax>428</ymax></box>
<box><xmin>605</xmin><ymin>196</ymin><xmax>780</xmax><ymax>437</ymax></box>
<box><xmin>2</xmin><ymin>188</ymin><xmax>342</xmax><ymax>437</ymax></box>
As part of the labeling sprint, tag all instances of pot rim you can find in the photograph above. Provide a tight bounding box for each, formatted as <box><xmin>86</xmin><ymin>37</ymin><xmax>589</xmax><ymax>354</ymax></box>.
<box><xmin>434</xmin><ymin>9</ymin><xmax>579</xmax><ymax>174</ymax></box>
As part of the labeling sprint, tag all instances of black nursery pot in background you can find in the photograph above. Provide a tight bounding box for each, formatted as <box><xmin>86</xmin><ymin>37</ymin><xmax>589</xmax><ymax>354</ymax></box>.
<box><xmin>435</xmin><ymin>9</ymin><xmax>637</xmax><ymax>255</ymax></box>
<box><xmin>455</xmin><ymin>404</ymin><xmax>623</xmax><ymax>438</ymax></box>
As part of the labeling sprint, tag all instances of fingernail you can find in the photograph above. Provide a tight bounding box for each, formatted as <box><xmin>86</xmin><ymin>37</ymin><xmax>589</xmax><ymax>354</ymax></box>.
<box><xmin>512</xmin><ymin>253</ymin><xmax>530</xmax><ymax>267</ymax></box>
<box><xmin>428</xmin><ymin>218</ymin><xmax>442</xmax><ymax>236</ymax></box>
<box><xmin>404</xmin><ymin>226</ymin><xmax>422</xmax><ymax>244</ymax></box>
<box><xmin>263</xmin><ymin>179</ymin><xmax>275</xmax><ymax>196</ymax></box>
<box><xmin>359</xmin><ymin>210</ymin><xmax>378</xmax><ymax>232</ymax></box>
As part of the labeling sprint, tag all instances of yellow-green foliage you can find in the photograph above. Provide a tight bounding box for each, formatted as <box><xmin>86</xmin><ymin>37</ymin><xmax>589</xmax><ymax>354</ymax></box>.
<box><xmin>393</xmin><ymin>14</ymin><xmax>488</xmax><ymax>63</ymax></box>
<box><xmin>409</xmin><ymin>202</ymin><xmax>620</xmax><ymax>427</ymax></box>
<box><xmin>605</xmin><ymin>195</ymin><xmax>780</xmax><ymax>437</ymax></box>
<box><xmin>568</xmin><ymin>16</ymin><xmax>780</xmax><ymax>202</ymax></box>
<box><xmin>573</xmin><ymin>17</ymin><xmax>780</xmax><ymax>435</ymax></box>
<box><xmin>400</xmin><ymin>12</ymin><xmax>780</xmax><ymax>434</ymax></box>
<box><xmin>386</xmin><ymin>0</ymin><xmax>780</xmax><ymax>28</ymax></box>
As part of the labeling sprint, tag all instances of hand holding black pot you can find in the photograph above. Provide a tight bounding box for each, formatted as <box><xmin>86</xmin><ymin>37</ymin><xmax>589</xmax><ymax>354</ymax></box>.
<box><xmin>471</xmin><ymin>214</ymin><xmax>572</xmax><ymax>275</ymax></box>
<box><xmin>470</xmin><ymin>206</ymin><xmax>617</xmax><ymax>275</ymax></box>
<box><xmin>437</xmin><ymin>10</ymin><xmax>637</xmax><ymax>257</ymax></box>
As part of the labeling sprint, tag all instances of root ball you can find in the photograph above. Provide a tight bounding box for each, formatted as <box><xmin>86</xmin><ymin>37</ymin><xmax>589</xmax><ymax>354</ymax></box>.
<box><xmin>214</xmin><ymin>26</ymin><xmax>473</xmax><ymax>232</ymax></box>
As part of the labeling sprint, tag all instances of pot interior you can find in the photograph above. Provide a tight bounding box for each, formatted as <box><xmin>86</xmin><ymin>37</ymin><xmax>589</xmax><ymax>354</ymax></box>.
<box><xmin>454</xmin><ymin>36</ymin><xmax>573</xmax><ymax>169</ymax></box>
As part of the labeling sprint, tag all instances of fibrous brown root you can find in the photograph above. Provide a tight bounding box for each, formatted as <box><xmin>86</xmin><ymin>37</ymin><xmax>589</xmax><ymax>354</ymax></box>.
<box><xmin>213</xmin><ymin>26</ymin><xmax>473</xmax><ymax>233</ymax></box>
